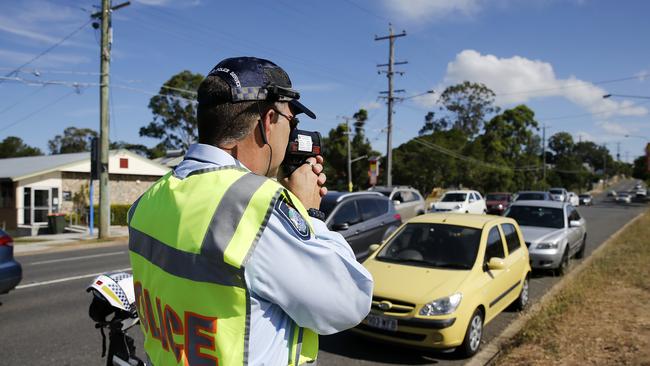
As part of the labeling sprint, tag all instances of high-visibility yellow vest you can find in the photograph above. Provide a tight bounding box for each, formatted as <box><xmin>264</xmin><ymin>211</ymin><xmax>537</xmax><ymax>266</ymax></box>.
<box><xmin>128</xmin><ymin>167</ymin><xmax>318</xmax><ymax>365</ymax></box>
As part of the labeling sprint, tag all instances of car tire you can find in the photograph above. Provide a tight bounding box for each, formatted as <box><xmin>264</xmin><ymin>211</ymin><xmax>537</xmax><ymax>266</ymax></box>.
<box><xmin>513</xmin><ymin>275</ymin><xmax>530</xmax><ymax>311</ymax></box>
<box><xmin>457</xmin><ymin>308</ymin><xmax>484</xmax><ymax>358</ymax></box>
<box><xmin>555</xmin><ymin>248</ymin><xmax>570</xmax><ymax>276</ymax></box>
<box><xmin>575</xmin><ymin>235</ymin><xmax>587</xmax><ymax>259</ymax></box>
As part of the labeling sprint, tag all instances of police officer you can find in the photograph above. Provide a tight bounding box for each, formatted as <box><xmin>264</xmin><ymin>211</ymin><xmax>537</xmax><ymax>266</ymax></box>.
<box><xmin>128</xmin><ymin>57</ymin><xmax>373</xmax><ymax>365</ymax></box>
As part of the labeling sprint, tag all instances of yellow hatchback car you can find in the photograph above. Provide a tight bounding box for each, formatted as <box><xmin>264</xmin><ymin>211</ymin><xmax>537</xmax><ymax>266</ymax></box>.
<box><xmin>353</xmin><ymin>213</ymin><xmax>531</xmax><ymax>357</ymax></box>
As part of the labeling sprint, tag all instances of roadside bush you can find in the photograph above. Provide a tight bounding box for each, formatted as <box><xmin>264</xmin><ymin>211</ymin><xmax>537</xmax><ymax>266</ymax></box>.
<box><xmin>91</xmin><ymin>204</ymin><xmax>131</xmax><ymax>226</ymax></box>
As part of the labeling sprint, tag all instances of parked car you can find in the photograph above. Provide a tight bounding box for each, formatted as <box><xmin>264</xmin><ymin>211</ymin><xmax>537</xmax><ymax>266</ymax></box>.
<box><xmin>549</xmin><ymin>188</ymin><xmax>568</xmax><ymax>202</ymax></box>
<box><xmin>485</xmin><ymin>192</ymin><xmax>512</xmax><ymax>215</ymax></box>
<box><xmin>606</xmin><ymin>190</ymin><xmax>617</xmax><ymax>198</ymax></box>
<box><xmin>567</xmin><ymin>192</ymin><xmax>580</xmax><ymax>206</ymax></box>
<box><xmin>615</xmin><ymin>192</ymin><xmax>632</xmax><ymax>204</ymax></box>
<box><xmin>320</xmin><ymin>191</ymin><xmax>402</xmax><ymax>259</ymax></box>
<box><xmin>505</xmin><ymin>200</ymin><xmax>587</xmax><ymax>275</ymax></box>
<box><xmin>578</xmin><ymin>194</ymin><xmax>593</xmax><ymax>206</ymax></box>
<box><xmin>354</xmin><ymin>213</ymin><xmax>531</xmax><ymax>357</ymax></box>
<box><xmin>430</xmin><ymin>190</ymin><xmax>486</xmax><ymax>214</ymax></box>
<box><xmin>368</xmin><ymin>186</ymin><xmax>426</xmax><ymax>221</ymax></box>
<box><xmin>513</xmin><ymin>191</ymin><xmax>553</xmax><ymax>202</ymax></box>
<box><xmin>0</xmin><ymin>229</ymin><xmax>22</xmax><ymax>294</ymax></box>
<box><xmin>635</xmin><ymin>188</ymin><xmax>647</xmax><ymax>199</ymax></box>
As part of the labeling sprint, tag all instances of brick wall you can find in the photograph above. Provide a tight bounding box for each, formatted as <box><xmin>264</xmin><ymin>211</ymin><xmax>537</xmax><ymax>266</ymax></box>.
<box><xmin>60</xmin><ymin>172</ymin><xmax>161</xmax><ymax>213</ymax></box>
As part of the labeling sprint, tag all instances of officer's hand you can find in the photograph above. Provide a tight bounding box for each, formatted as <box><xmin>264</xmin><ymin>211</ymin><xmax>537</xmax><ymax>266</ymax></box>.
<box><xmin>281</xmin><ymin>156</ymin><xmax>327</xmax><ymax>209</ymax></box>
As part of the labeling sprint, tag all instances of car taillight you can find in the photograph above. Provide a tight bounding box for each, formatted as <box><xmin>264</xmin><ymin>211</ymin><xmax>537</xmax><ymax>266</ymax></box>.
<box><xmin>394</xmin><ymin>214</ymin><xmax>401</xmax><ymax>222</ymax></box>
<box><xmin>0</xmin><ymin>235</ymin><xmax>13</xmax><ymax>247</ymax></box>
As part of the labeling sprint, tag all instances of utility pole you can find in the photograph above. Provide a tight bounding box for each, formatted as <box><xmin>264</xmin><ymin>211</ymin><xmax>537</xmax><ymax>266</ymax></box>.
<box><xmin>339</xmin><ymin>116</ymin><xmax>354</xmax><ymax>192</ymax></box>
<box><xmin>542</xmin><ymin>124</ymin><xmax>547</xmax><ymax>183</ymax></box>
<box><xmin>603</xmin><ymin>143</ymin><xmax>608</xmax><ymax>186</ymax></box>
<box><xmin>616</xmin><ymin>142</ymin><xmax>621</xmax><ymax>162</ymax></box>
<box><xmin>375</xmin><ymin>24</ymin><xmax>406</xmax><ymax>187</ymax></box>
<box><xmin>92</xmin><ymin>0</ymin><xmax>129</xmax><ymax>238</ymax></box>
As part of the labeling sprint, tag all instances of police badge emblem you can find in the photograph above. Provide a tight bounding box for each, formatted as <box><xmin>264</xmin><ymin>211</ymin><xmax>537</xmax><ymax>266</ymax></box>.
<box><xmin>275</xmin><ymin>198</ymin><xmax>311</xmax><ymax>240</ymax></box>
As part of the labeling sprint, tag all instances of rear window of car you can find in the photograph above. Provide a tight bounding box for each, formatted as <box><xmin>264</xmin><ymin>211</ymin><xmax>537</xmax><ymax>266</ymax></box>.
<box><xmin>506</xmin><ymin>206</ymin><xmax>564</xmax><ymax>229</ymax></box>
<box><xmin>549</xmin><ymin>189</ymin><xmax>563</xmax><ymax>194</ymax></box>
<box><xmin>516</xmin><ymin>193</ymin><xmax>546</xmax><ymax>201</ymax></box>
<box><xmin>501</xmin><ymin>223</ymin><xmax>521</xmax><ymax>253</ymax></box>
<box><xmin>487</xmin><ymin>194</ymin><xmax>508</xmax><ymax>201</ymax></box>
<box><xmin>358</xmin><ymin>198</ymin><xmax>386</xmax><ymax>221</ymax></box>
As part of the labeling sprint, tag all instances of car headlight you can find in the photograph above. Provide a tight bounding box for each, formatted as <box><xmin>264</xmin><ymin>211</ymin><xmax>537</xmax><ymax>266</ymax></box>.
<box><xmin>497</xmin><ymin>204</ymin><xmax>503</xmax><ymax>209</ymax></box>
<box><xmin>536</xmin><ymin>242</ymin><xmax>559</xmax><ymax>249</ymax></box>
<box><xmin>419</xmin><ymin>293</ymin><xmax>462</xmax><ymax>316</ymax></box>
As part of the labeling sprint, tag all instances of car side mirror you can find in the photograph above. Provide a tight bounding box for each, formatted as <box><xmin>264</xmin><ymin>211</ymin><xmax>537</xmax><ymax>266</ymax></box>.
<box><xmin>368</xmin><ymin>244</ymin><xmax>381</xmax><ymax>254</ymax></box>
<box><xmin>332</xmin><ymin>222</ymin><xmax>350</xmax><ymax>231</ymax></box>
<box><xmin>393</xmin><ymin>200</ymin><xmax>401</xmax><ymax>207</ymax></box>
<box><xmin>487</xmin><ymin>257</ymin><xmax>506</xmax><ymax>271</ymax></box>
<box><xmin>569</xmin><ymin>220</ymin><xmax>582</xmax><ymax>228</ymax></box>
<box><xmin>469</xmin><ymin>198</ymin><xmax>476</xmax><ymax>203</ymax></box>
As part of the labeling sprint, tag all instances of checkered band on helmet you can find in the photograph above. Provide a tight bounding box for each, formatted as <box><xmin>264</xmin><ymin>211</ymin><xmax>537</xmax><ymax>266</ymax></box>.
<box><xmin>109</xmin><ymin>272</ymin><xmax>131</xmax><ymax>282</ymax></box>
<box><xmin>231</xmin><ymin>87</ymin><xmax>268</xmax><ymax>102</ymax></box>
<box><xmin>107</xmin><ymin>282</ymin><xmax>129</xmax><ymax>308</ymax></box>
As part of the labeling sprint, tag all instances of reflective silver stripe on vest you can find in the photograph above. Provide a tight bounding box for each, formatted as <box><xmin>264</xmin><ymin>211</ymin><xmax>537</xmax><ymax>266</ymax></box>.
<box><xmin>294</xmin><ymin>327</ymin><xmax>304</xmax><ymax>366</ymax></box>
<box><xmin>200</xmin><ymin>172</ymin><xmax>270</xmax><ymax>259</ymax></box>
<box><xmin>129</xmin><ymin>227</ymin><xmax>243</xmax><ymax>287</ymax></box>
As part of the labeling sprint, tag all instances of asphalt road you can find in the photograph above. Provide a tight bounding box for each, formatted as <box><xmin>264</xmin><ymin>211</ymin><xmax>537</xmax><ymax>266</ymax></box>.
<box><xmin>0</xmin><ymin>180</ymin><xmax>646</xmax><ymax>366</ymax></box>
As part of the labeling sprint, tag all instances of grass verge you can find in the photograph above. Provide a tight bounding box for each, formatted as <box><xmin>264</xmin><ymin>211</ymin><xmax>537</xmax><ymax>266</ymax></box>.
<box><xmin>495</xmin><ymin>210</ymin><xmax>650</xmax><ymax>365</ymax></box>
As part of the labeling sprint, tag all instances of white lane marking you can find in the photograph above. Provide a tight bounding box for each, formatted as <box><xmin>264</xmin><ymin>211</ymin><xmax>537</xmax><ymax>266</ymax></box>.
<box><xmin>28</xmin><ymin>251</ymin><xmax>126</xmax><ymax>265</ymax></box>
<box><xmin>16</xmin><ymin>268</ymin><xmax>131</xmax><ymax>290</ymax></box>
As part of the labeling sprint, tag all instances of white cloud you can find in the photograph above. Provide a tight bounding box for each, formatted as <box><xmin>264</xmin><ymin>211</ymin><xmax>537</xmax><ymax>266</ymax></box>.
<box><xmin>382</xmin><ymin>0</ymin><xmax>483</xmax><ymax>22</ymax></box>
<box><xmin>361</xmin><ymin>101</ymin><xmax>382</xmax><ymax>111</ymax></box>
<box><xmin>0</xmin><ymin>1</ymin><xmax>84</xmax><ymax>45</ymax></box>
<box><xmin>420</xmin><ymin>49</ymin><xmax>648</xmax><ymax>119</ymax></box>
<box><xmin>596</xmin><ymin>121</ymin><xmax>633</xmax><ymax>137</ymax></box>
<box><xmin>0</xmin><ymin>48</ymin><xmax>90</xmax><ymax>68</ymax></box>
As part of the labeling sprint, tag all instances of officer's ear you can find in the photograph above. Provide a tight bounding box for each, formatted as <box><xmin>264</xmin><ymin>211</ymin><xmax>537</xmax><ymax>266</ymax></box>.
<box><xmin>257</xmin><ymin>107</ymin><xmax>276</xmax><ymax>146</ymax></box>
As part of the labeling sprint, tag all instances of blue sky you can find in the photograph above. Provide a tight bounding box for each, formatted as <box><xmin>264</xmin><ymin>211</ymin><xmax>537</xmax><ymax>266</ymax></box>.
<box><xmin>0</xmin><ymin>0</ymin><xmax>648</xmax><ymax>163</ymax></box>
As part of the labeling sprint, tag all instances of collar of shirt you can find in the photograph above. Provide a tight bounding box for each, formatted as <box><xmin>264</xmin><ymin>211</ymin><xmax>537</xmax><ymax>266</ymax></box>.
<box><xmin>173</xmin><ymin>143</ymin><xmax>251</xmax><ymax>179</ymax></box>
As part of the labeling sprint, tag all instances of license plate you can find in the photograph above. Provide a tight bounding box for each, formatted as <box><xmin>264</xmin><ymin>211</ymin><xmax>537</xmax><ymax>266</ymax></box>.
<box><xmin>366</xmin><ymin>314</ymin><xmax>398</xmax><ymax>331</ymax></box>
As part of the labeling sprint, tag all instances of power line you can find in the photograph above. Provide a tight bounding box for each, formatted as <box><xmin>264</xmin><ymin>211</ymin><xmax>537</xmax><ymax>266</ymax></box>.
<box><xmin>0</xmin><ymin>19</ymin><xmax>92</xmax><ymax>85</ymax></box>
<box><xmin>0</xmin><ymin>90</ymin><xmax>78</xmax><ymax>133</ymax></box>
<box><xmin>0</xmin><ymin>85</ymin><xmax>48</xmax><ymax>115</ymax></box>
<box><xmin>495</xmin><ymin>74</ymin><xmax>645</xmax><ymax>97</ymax></box>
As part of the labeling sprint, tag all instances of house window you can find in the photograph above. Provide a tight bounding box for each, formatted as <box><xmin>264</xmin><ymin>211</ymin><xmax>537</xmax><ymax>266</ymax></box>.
<box><xmin>120</xmin><ymin>158</ymin><xmax>129</xmax><ymax>169</ymax></box>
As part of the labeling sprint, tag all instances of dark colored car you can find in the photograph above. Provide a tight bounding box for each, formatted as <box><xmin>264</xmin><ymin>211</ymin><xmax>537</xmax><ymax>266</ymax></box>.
<box><xmin>320</xmin><ymin>191</ymin><xmax>402</xmax><ymax>259</ymax></box>
<box><xmin>485</xmin><ymin>192</ymin><xmax>512</xmax><ymax>215</ymax></box>
<box><xmin>0</xmin><ymin>229</ymin><xmax>22</xmax><ymax>294</ymax></box>
<box><xmin>514</xmin><ymin>191</ymin><xmax>553</xmax><ymax>202</ymax></box>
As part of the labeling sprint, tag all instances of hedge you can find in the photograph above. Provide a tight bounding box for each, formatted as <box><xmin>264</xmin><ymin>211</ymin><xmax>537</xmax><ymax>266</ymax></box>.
<box><xmin>91</xmin><ymin>204</ymin><xmax>132</xmax><ymax>226</ymax></box>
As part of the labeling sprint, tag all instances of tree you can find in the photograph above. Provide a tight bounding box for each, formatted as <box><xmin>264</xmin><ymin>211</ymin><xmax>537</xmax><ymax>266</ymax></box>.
<box><xmin>48</xmin><ymin>127</ymin><xmax>97</xmax><ymax>154</ymax></box>
<box><xmin>632</xmin><ymin>155</ymin><xmax>649</xmax><ymax>181</ymax></box>
<box><xmin>0</xmin><ymin>136</ymin><xmax>42</xmax><ymax>158</ymax></box>
<box><xmin>140</xmin><ymin>70</ymin><xmax>203</xmax><ymax>151</ymax></box>
<box><xmin>548</xmin><ymin>132</ymin><xmax>574</xmax><ymax>158</ymax></box>
<box><xmin>109</xmin><ymin>141</ymin><xmax>151</xmax><ymax>157</ymax></box>
<box><xmin>322</xmin><ymin>109</ymin><xmax>380</xmax><ymax>191</ymax></box>
<box><xmin>421</xmin><ymin>81</ymin><xmax>499</xmax><ymax>137</ymax></box>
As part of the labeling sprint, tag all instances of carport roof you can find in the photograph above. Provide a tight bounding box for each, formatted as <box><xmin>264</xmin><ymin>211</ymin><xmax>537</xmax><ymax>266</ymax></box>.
<box><xmin>0</xmin><ymin>152</ymin><xmax>89</xmax><ymax>181</ymax></box>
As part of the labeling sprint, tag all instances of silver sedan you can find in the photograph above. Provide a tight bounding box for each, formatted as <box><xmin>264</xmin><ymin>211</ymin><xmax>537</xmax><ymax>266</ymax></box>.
<box><xmin>505</xmin><ymin>200</ymin><xmax>587</xmax><ymax>275</ymax></box>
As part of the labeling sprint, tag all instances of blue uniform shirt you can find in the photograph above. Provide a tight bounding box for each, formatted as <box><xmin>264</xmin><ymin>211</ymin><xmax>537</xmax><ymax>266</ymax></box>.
<box><xmin>174</xmin><ymin>143</ymin><xmax>374</xmax><ymax>365</ymax></box>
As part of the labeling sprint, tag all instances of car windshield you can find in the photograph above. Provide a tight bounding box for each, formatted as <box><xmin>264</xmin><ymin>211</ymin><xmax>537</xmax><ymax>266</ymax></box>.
<box><xmin>515</xmin><ymin>193</ymin><xmax>546</xmax><ymax>201</ymax></box>
<box><xmin>579</xmin><ymin>194</ymin><xmax>590</xmax><ymax>198</ymax></box>
<box><xmin>486</xmin><ymin>194</ymin><xmax>507</xmax><ymax>201</ymax></box>
<box><xmin>441</xmin><ymin>193</ymin><xmax>467</xmax><ymax>202</ymax></box>
<box><xmin>549</xmin><ymin>189</ymin><xmax>563</xmax><ymax>195</ymax></box>
<box><xmin>376</xmin><ymin>223</ymin><xmax>481</xmax><ymax>270</ymax></box>
<box><xmin>506</xmin><ymin>206</ymin><xmax>564</xmax><ymax>229</ymax></box>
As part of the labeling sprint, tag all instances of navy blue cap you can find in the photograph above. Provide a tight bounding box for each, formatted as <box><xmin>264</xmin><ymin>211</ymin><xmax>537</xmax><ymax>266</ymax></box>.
<box><xmin>205</xmin><ymin>57</ymin><xmax>316</xmax><ymax>119</ymax></box>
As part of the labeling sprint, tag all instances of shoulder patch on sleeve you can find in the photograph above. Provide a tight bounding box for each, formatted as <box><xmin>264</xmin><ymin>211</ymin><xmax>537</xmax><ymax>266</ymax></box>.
<box><xmin>274</xmin><ymin>197</ymin><xmax>311</xmax><ymax>240</ymax></box>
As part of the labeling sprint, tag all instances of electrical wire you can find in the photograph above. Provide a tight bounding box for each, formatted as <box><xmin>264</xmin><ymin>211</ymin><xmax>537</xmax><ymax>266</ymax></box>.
<box><xmin>0</xmin><ymin>90</ymin><xmax>78</xmax><ymax>133</ymax></box>
<box><xmin>0</xmin><ymin>19</ymin><xmax>93</xmax><ymax>85</ymax></box>
<box><xmin>0</xmin><ymin>85</ymin><xmax>48</xmax><ymax>115</ymax></box>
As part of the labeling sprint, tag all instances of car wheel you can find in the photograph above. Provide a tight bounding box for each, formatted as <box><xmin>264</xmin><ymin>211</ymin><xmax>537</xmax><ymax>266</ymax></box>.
<box><xmin>513</xmin><ymin>275</ymin><xmax>530</xmax><ymax>311</ymax></box>
<box><xmin>457</xmin><ymin>308</ymin><xmax>483</xmax><ymax>358</ymax></box>
<box><xmin>555</xmin><ymin>248</ymin><xmax>570</xmax><ymax>276</ymax></box>
<box><xmin>465</xmin><ymin>210</ymin><xmax>469</xmax><ymax>214</ymax></box>
<box><xmin>575</xmin><ymin>235</ymin><xmax>587</xmax><ymax>259</ymax></box>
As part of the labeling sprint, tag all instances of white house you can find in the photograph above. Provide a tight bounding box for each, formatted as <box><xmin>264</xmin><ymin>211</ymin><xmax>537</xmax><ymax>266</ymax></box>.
<box><xmin>0</xmin><ymin>149</ymin><xmax>170</xmax><ymax>234</ymax></box>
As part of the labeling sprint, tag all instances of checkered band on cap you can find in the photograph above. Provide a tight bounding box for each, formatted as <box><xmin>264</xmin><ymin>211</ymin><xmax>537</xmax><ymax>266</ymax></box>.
<box><xmin>110</xmin><ymin>272</ymin><xmax>131</xmax><ymax>282</ymax></box>
<box><xmin>231</xmin><ymin>86</ymin><xmax>268</xmax><ymax>102</ymax></box>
